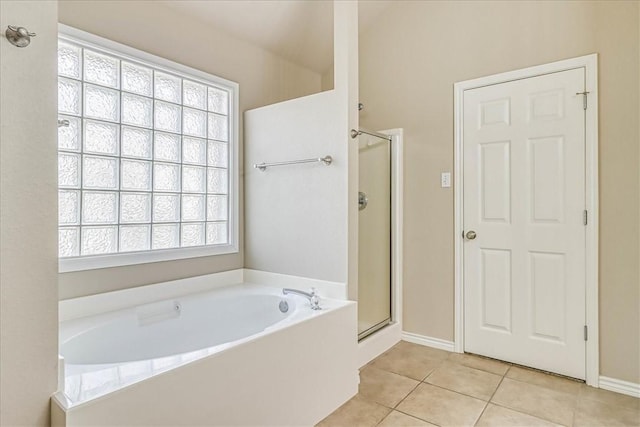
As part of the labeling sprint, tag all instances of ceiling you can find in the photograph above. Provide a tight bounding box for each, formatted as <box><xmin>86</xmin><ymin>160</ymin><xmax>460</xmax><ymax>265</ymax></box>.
<box><xmin>158</xmin><ymin>0</ymin><xmax>394</xmax><ymax>74</ymax></box>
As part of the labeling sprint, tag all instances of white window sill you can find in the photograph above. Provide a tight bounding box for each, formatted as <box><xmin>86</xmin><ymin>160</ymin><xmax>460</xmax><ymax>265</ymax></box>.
<box><xmin>59</xmin><ymin>244</ymin><xmax>238</xmax><ymax>273</ymax></box>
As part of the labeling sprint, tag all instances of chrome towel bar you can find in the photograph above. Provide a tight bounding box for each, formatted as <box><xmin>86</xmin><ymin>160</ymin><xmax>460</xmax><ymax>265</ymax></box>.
<box><xmin>350</xmin><ymin>128</ymin><xmax>392</xmax><ymax>142</ymax></box>
<box><xmin>253</xmin><ymin>155</ymin><xmax>333</xmax><ymax>172</ymax></box>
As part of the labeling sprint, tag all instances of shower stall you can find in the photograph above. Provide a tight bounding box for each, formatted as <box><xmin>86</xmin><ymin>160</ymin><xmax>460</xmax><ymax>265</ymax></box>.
<box><xmin>354</xmin><ymin>128</ymin><xmax>398</xmax><ymax>341</ymax></box>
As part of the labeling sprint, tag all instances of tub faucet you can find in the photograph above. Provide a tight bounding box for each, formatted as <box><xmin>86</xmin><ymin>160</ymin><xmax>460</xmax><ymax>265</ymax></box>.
<box><xmin>282</xmin><ymin>287</ymin><xmax>321</xmax><ymax>310</ymax></box>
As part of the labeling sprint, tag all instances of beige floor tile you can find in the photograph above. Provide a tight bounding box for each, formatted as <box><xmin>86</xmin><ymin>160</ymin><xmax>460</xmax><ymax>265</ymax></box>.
<box><xmin>579</xmin><ymin>385</ymin><xmax>640</xmax><ymax>411</ymax></box>
<box><xmin>368</xmin><ymin>342</ymin><xmax>449</xmax><ymax>381</ymax></box>
<box><xmin>573</xmin><ymin>396</ymin><xmax>640</xmax><ymax>426</ymax></box>
<box><xmin>491</xmin><ymin>378</ymin><xmax>577</xmax><ymax>426</ymax></box>
<box><xmin>476</xmin><ymin>404</ymin><xmax>563</xmax><ymax>427</ymax></box>
<box><xmin>396</xmin><ymin>383</ymin><xmax>487</xmax><ymax>426</ymax></box>
<box><xmin>377</xmin><ymin>410</ymin><xmax>437</xmax><ymax>427</ymax></box>
<box><xmin>506</xmin><ymin>366</ymin><xmax>583</xmax><ymax>395</ymax></box>
<box><xmin>447</xmin><ymin>352</ymin><xmax>509</xmax><ymax>376</ymax></box>
<box><xmin>359</xmin><ymin>366</ymin><xmax>420</xmax><ymax>408</ymax></box>
<box><xmin>316</xmin><ymin>395</ymin><xmax>391</xmax><ymax>427</ymax></box>
<box><xmin>425</xmin><ymin>360</ymin><xmax>502</xmax><ymax>400</ymax></box>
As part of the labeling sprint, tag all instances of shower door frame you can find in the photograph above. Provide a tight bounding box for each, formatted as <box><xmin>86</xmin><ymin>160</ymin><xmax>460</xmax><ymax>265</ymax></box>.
<box><xmin>357</xmin><ymin>128</ymin><xmax>404</xmax><ymax>365</ymax></box>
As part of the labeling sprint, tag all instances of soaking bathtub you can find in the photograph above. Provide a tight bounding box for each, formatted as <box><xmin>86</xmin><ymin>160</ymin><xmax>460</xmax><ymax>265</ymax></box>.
<box><xmin>52</xmin><ymin>270</ymin><xmax>358</xmax><ymax>427</ymax></box>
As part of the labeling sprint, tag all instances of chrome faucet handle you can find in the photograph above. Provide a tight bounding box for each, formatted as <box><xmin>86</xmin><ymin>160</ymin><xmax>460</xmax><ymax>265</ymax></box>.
<box><xmin>309</xmin><ymin>287</ymin><xmax>321</xmax><ymax>310</ymax></box>
<box><xmin>282</xmin><ymin>287</ymin><xmax>322</xmax><ymax>310</ymax></box>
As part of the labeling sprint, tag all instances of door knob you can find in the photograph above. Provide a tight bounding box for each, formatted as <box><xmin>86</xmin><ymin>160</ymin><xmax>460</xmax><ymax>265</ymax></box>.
<box><xmin>465</xmin><ymin>230</ymin><xmax>477</xmax><ymax>240</ymax></box>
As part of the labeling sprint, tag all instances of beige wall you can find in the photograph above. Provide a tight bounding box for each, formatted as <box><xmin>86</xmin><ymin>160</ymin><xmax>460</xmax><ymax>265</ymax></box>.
<box><xmin>594</xmin><ymin>1</ymin><xmax>640</xmax><ymax>384</ymax></box>
<box><xmin>359</xmin><ymin>0</ymin><xmax>640</xmax><ymax>383</ymax></box>
<box><xmin>58</xmin><ymin>0</ymin><xmax>321</xmax><ymax>299</ymax></box>
<box><xmin>0</xmin><ymin>1</ymin><xmax>59</xmax><ymax>425</ymax></box>
<box><xmin>322</xmin><ymin>65</ymin><xmax>335</xmax><ymax>91</ymax></box>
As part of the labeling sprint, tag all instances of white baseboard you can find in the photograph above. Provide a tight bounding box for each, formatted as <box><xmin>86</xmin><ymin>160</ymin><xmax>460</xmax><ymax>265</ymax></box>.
<box><xmin>401</xmin><ymin>331</ymin><xmax>456</xmax><ymax>353</ymax></box>
<box><xmin>599</xmin><ymin>376</ymin><xmax>640</xmax><ymax>398</ymax></box>
<box><xmin>358</xmin><ymin>322</ymin><xmax>402</xmax><ymax>368</ymax></box>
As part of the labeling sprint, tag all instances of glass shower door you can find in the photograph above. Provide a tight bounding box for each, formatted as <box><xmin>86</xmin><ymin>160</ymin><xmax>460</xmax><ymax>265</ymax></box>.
<box><xmin>357</xmin><ymin>133</ymin><xmax>391</xmax><ymax>340</ymax></box>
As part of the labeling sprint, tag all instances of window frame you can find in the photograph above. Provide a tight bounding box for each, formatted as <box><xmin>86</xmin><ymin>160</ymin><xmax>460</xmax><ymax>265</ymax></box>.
<box><xmin>58</xmin><ymin>24</ymin><xmax>240</xmax><ymax>273</ymax></box>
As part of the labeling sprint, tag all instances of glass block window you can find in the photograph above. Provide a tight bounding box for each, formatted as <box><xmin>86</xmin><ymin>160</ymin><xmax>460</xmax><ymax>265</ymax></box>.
<box><xmin>57</xmin><ymin>36</ymin><xmax>234</xmax><ymax>261</ymax></box>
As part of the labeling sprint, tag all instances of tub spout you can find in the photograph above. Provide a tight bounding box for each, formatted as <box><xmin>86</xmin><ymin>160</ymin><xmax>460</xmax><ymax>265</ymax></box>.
<box><xmin>283</xmin><ymin>287</ymin><xmax>321</xmax><ymax>310</ymax></box>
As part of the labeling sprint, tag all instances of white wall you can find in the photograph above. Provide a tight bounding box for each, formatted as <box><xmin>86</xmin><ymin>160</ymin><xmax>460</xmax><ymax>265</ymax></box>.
<box><xmin>244</xmin><ymin>2</ymin><xmax>359</xmax><ymax>288</ymax></box>
<box><xmin>0</xmin><ymin>1</ymin><xmax>59</xmax><ymax>425</ymax></box>
<box><xmin>244</xmin><ymin>91</ymin><xmax>347</xmax><ymax>282</ymax></box>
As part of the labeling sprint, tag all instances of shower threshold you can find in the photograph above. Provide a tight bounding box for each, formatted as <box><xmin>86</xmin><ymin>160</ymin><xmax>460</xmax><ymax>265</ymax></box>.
<box><xmin>358</xmin><ymin>317</ymin><xmax>391</xmax><ymax>341</ymax></box>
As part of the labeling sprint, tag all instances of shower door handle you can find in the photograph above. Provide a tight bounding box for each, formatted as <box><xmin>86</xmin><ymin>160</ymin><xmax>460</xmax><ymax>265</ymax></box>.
<box><xmin>358</xmin><ymin>191</ymin><xmax>368</xmax><ymax>211</ymax></box>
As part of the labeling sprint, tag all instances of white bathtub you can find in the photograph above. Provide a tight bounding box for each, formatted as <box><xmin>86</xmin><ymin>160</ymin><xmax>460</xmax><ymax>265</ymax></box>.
<box><xmin>52</xmin><ymin>271</ymin><xmax>358</xmax><ymax>426</ymax></box>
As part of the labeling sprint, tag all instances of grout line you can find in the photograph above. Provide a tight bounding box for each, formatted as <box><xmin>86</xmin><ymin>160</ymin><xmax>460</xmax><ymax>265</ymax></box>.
<box><xmin>365</xmin><ymin>364</ymin><xmax>430</xmax><ymax>384</ymax></box>
<box><xmin>419</xmin><ymin>379</ymin><xmax>492</xmax><ymax>403</ymax></box>
<box><xmin>488</xmin><ymin>402</ymin><xmax>572</xmax><ymax>427</ymax></box>
<box><xmin>399</xmin><ymin>358</ymin><xmax>499</xmax><ymax>402</ymax></box>
<box><xmin>489</xmin><ymin>388</ymin><xmax>574</xmax><ymax>426</ymax></box>
<box><xmin>445</xmin><ymin>353</ymin><xmax>513</xmax><ymax>377</ymax></box>
<box><xmin>397</xmin><ymin>381</ymin><xmax>494</xmax><ymax>426</ymax></box>
<box><xmin>392</xmin><ymin>407</ymin><xmax>443</xmax><ymax>427</ymax></box>
<box><xmin>367</xmin><ymin>349</ymin><xmax>586</xmax><ymax>427</ymax></box>
<box><xmin>368</xmin><ymin>371</ymin><xmax>436</xmax><ymax>426</ymax></box>
<box><xmin>502</xmin><ymin>375</ymin><xmax>580</xmax><ymax>399</ymax></box>
<box><xmin>373</xmin><ymin>410</ymin><xmax>390</xmax><ymax>427</ymax></box>
<box><xmin>504</xmin><ymin>365</ymin><xmax>512</xmax><ymax>377</ymax></box>
<box><xmin>393</xmin><ymin>381</ymin><xmax>422</xmax><ymax>410</ymax></box>
<box><xmin>488</xmin><ymin>374</ymin><xmax>505</xmax><ymax>401</ymax></box>
<box><xmin>367</xmin><ymin>349</ymin><xmax>510</xmax><ymax>425</ymax></box>
<box><xmin>472</xmin><ymin>372</ymin><xmax>507</xmax><ymax>426</ymax></box>
<box><xmin>420</xmin><ymin>369</ymin><xmax>434</xmax><ymax>383</ymax></box>
<box><xmin>375</xmin><ymin>406</ymin><xmax>394</xmax><ymax>427</ymax></box>
<box><xmin>501</xmin><ymin>367</ymin><xmax>584</xmax><ymax>424</ymax></box>
<box><xmin>474</xmin><ymin>402</ymin><xmax>491</xmax><ymax>427</ymax></box>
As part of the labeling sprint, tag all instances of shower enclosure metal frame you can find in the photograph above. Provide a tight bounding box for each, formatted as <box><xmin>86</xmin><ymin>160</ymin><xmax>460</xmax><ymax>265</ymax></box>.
<box><xmin>353</xmin><ymin>128</ymin><xmax>404</xmax><ymax>348</ymax></box>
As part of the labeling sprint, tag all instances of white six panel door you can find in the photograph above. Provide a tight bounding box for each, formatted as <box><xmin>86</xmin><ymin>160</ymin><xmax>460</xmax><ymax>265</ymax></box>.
<box><xmin>463</xmin><ymin>68</ymin><xmax>586</xmax><ymax>379</ymax></box>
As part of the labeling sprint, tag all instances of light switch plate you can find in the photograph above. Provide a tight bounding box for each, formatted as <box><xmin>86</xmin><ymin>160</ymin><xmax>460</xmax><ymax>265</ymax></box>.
<box><xmin>441</xmin><ymin>172</ymin><xmax>451</xmax><ymax>188</ymax></box>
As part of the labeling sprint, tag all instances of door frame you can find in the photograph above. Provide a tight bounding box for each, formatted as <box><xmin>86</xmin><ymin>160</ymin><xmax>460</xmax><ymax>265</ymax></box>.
<box><xmin>453</xmin><ymin>54</ymin><xmax>599</xmax><ymax>386</ymax></box>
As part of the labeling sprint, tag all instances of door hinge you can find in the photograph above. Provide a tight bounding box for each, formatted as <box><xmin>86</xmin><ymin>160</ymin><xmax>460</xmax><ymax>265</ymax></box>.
<box><xmin>583</xmin><ymin>210</ymin><xmax>588</xmax><ymax>226</ymax></box>
<box><xmin>576</xmin><ymin>91</ymin><xmax>590</xmax><ymax>110</ymax></box>
<box><xmin>584</xmin><ymin>325</ymin><xmax>588</xmax><ymax>341</ymax></box>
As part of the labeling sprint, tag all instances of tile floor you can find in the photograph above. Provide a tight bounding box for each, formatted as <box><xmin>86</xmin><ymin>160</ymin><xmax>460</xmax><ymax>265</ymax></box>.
<box><xmin>318</xmin><ymin>341</ymin><xmax>640</xmax><ymax>427</ymax></box>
